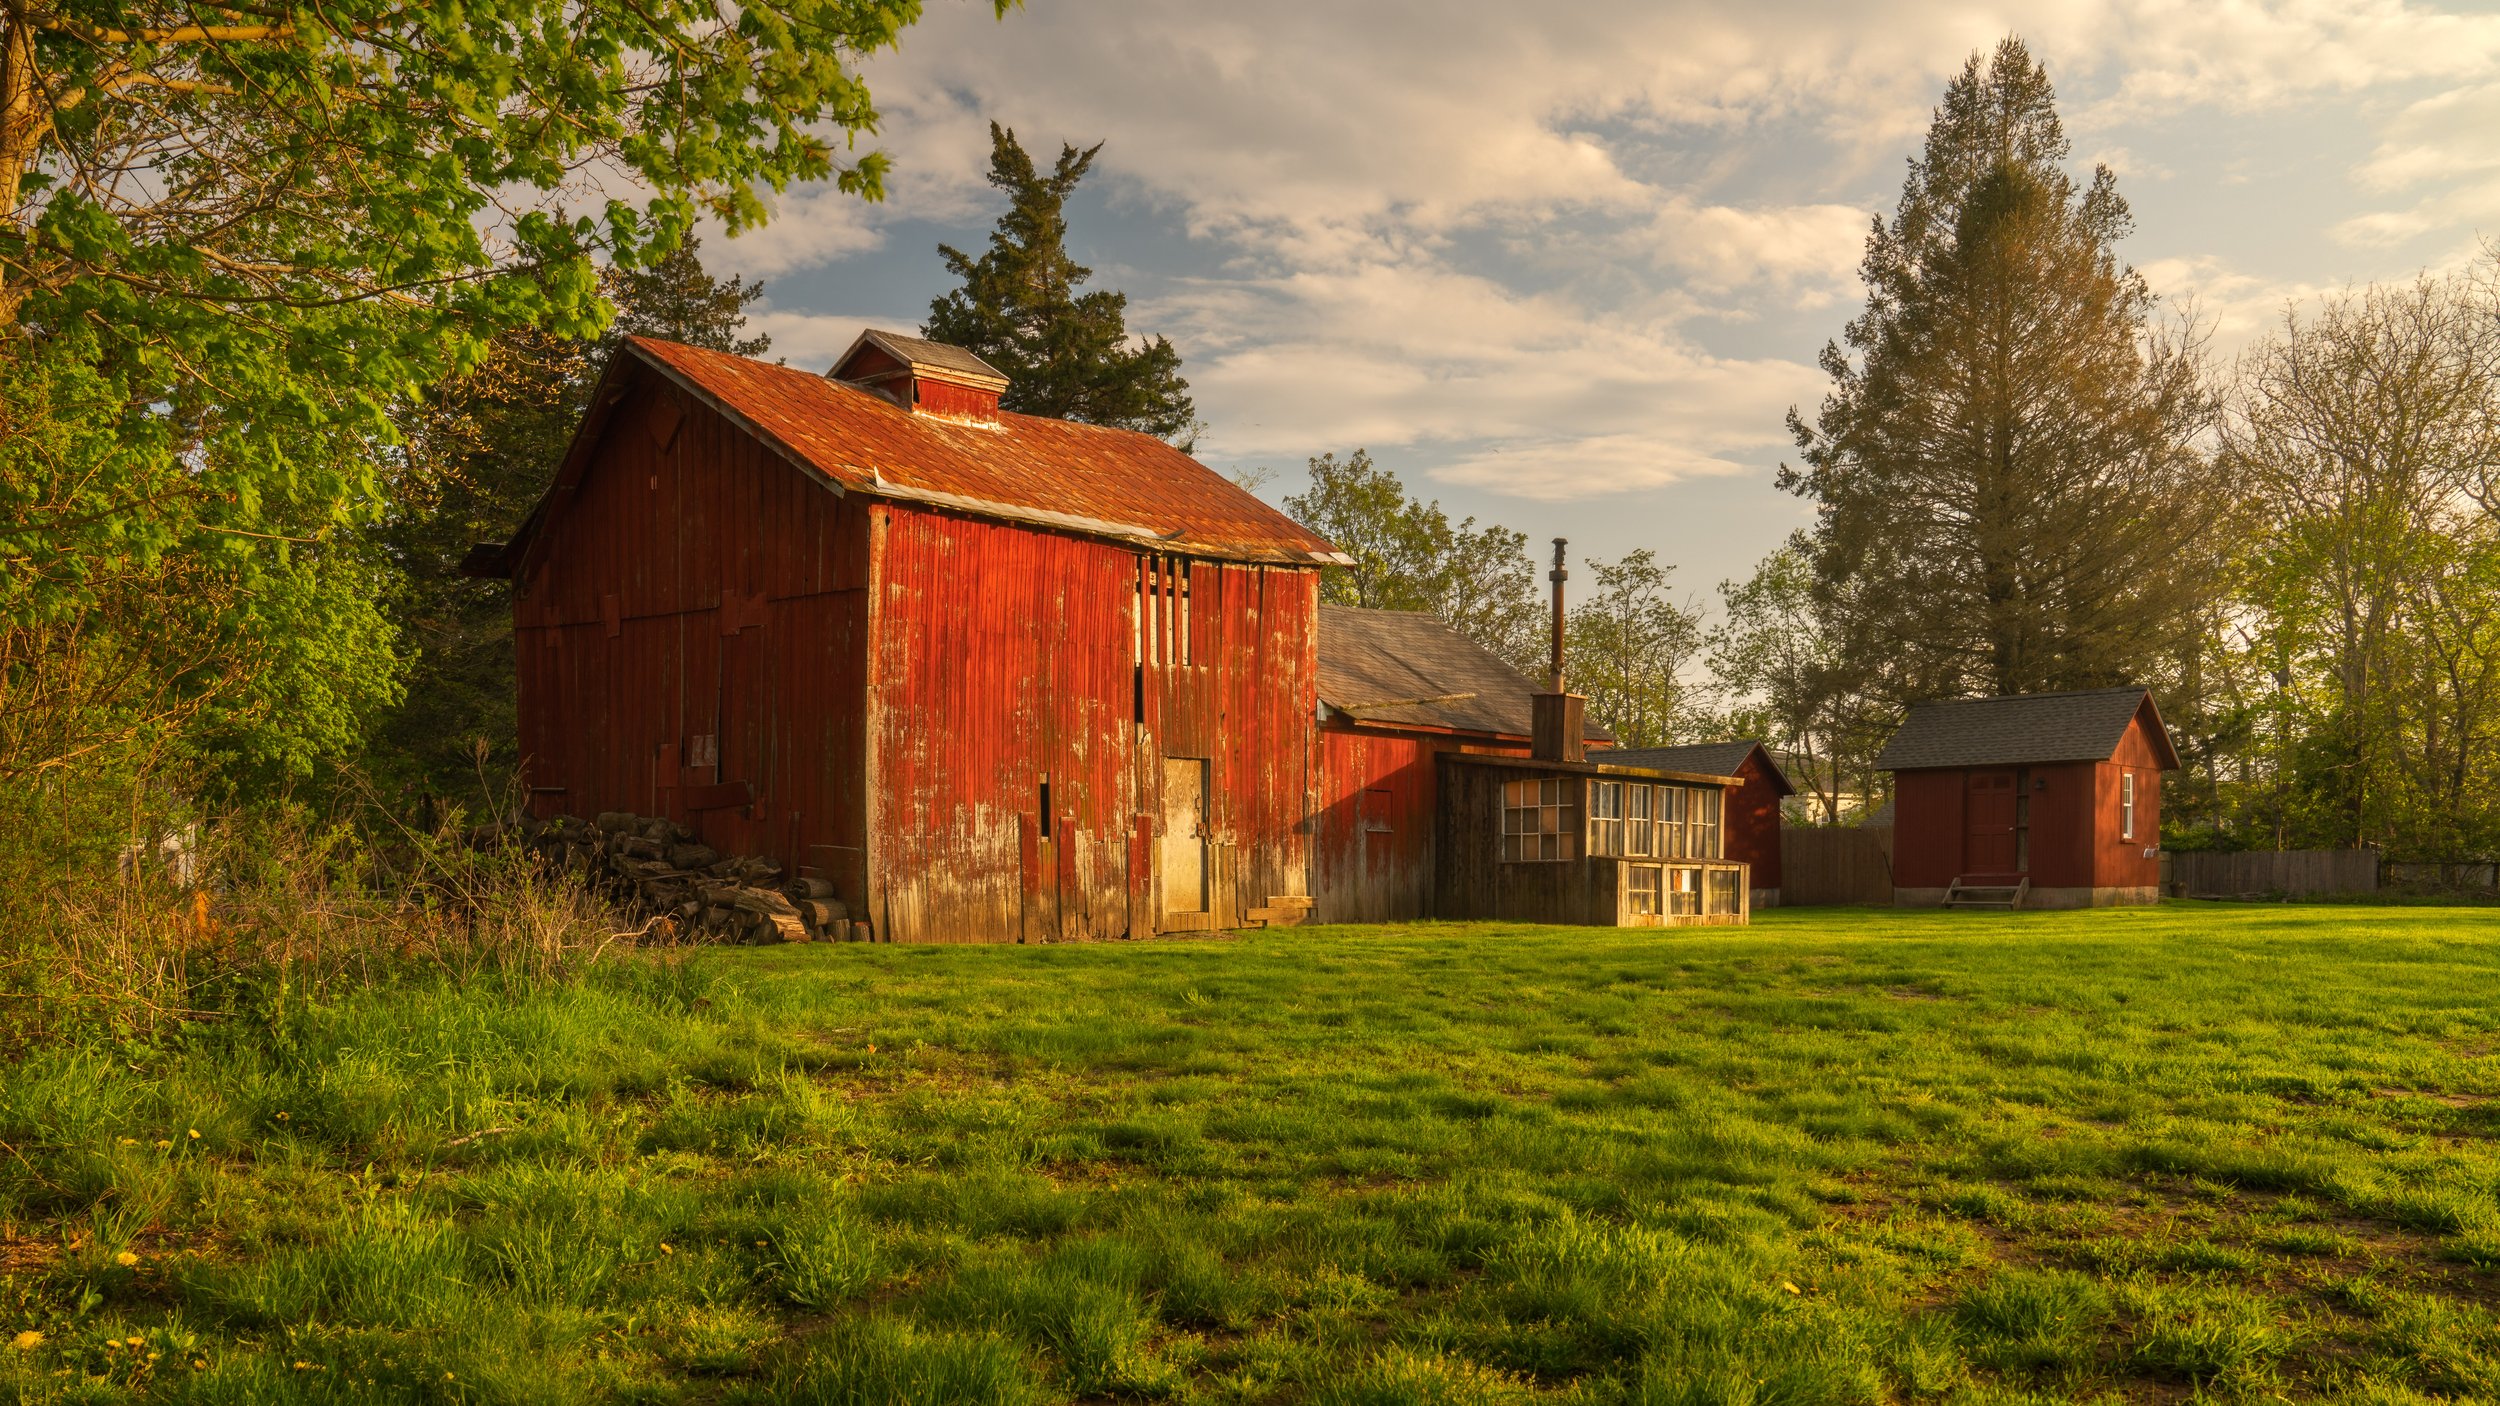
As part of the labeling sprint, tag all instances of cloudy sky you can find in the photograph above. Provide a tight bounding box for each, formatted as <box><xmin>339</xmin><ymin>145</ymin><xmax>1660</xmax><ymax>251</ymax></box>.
<box><xmin>703</xmin><ymin>0</ymin><xmax>2500</xmax><ymax>602</ymax></box>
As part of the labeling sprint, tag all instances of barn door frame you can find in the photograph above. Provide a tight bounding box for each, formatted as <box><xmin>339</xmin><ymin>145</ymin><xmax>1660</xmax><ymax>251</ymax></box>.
<box><xmin>1159</xmin><ymin>756</ymin><xmax>1213</xmax><ymax>930</ymax></box>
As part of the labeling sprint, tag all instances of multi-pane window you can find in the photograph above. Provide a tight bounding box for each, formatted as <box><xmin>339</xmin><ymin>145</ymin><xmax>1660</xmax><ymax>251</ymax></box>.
<box><xmin>1693</xmin><ymin>788</ymin><xmax>1723</xmax><ymax>859</ymax></box>
<box><xmin>1705</xmin><ymin>866</ymin><xmax>1742</xmax><ymax>914</ymax></box>
<box><xmin>1589</xmin><ymin>781</ymin><xmax>1624</xmax><ymax>856</ymax></box>
<box><xmin>1501</xmin><ymin>778</ymin><xmax>1572</xmax><ymax>862</ymax></box>
<box><xmin>1667</xmin><ymin>866</ymin><xmax>1701</xmax><ymax>916</ymax></box>
<box><xmin>1627</xmin><ymin>785</ymin><xmax>1654</xmax><ymax>856</ymax></box>
<box><xmin>2121</xmin><ymin>772</ymin><xmax>2136</xmax><ymax>840</ymax></box>
<box><xmin>1626</xmin><ymin>864</ymin><xmax>1661</xmax><ymax>916</ymax></box>
<box><xmin>1659</xmin><ymin>786</ymin><xmax>1688</xmax><ymax>857</ymax></box>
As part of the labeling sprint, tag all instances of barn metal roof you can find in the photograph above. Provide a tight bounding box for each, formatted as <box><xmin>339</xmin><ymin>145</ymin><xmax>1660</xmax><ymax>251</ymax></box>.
<box><xmin>512</xmin><ymin>337</ymin><xmax>1346</xmax><ymax>568</ymax></box>
<box><xmin>834</xmin><ymin>329</ymin><xmax>1010</xmax><ymax>390</ymax></box>
<box><xmin>1316</xmin><ymin>604</ymin><xmax>1612</xmax><ymax>743</ymax></box>
<box><xmin>1874</xmin><ymin>687</ymin><xmax>2179</xmax><ymax>771</ymax></box>
<box><xmin>1599</xmin><ymin>742</ymin><xmax>1794</xmax><ymax>796</ymax></box>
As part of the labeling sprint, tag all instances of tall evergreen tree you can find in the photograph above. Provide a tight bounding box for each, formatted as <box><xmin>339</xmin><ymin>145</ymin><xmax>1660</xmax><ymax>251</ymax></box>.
<box><xmin>925</xmin><ymin>124</ymin><xmax>1197</xmax><ymax>442</ymax></box>
<box><xmin>1781</xmin><ymin>37</ymin><xmax>2223</xmax><ymax>706</ymax></box>
<box><xmin>364</xmin><ymin>239</ymin><xmax>769</xmax><ymax>806</ymax></box>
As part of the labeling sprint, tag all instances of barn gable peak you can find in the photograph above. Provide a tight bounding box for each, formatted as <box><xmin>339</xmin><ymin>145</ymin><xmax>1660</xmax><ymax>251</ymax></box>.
<box><xmin>831</xmin><ymin>329</ymin><xmax>1010</xmax><ymax>425</ymax></box>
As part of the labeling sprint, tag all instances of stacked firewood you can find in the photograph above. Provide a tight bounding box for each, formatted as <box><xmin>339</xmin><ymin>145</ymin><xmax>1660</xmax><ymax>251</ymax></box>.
<box><xmin>526</xmin><ymin>812</ymin><xmax>857</xmax><ymax>943</ymax></box>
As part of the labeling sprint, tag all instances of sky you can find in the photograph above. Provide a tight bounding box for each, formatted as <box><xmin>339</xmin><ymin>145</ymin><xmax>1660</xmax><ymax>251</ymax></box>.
<box><xmin>696</xmin><ymin>0</ymin><xmax>2500</xmax><ymax>608</ymax></box>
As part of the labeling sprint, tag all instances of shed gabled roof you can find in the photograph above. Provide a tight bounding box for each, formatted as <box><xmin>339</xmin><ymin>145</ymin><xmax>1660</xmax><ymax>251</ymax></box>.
<box><xmin>502</xmin><ymin>337</ymin><xmax>1347</xmax><ymax>571</ymax></box>
<box><xmin>1874</xmin><ymin>687</ymin><xmax>2180</xmax><ymax>772</ymax></box>
<box><xmin>1599</xmin><ymin>742</ymin><xmax>1795</xmax><ymax>796</ymax></box>
<box><xmin>1316</xmin><ymin>604</ymin><xmax>1611</xmax><ymax>743</ymax></box>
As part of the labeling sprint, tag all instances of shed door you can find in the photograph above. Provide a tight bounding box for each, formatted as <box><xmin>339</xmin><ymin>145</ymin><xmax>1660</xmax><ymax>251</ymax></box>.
<box><xmin>1965</xmin><ymin>770</ymin><xmax>2021</xmax><ymax>874</ymax></box>
<box><xmin>1161</xmin><ymin>758</ymin><xmax>1208</xmax><ymax>914</ymax></box>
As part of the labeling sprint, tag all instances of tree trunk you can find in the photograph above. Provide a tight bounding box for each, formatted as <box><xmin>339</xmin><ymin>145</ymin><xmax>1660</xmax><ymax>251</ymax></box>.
<box><xmin>0</xmin><ymin>0</ymin><xmax>42</xmax><ymax>321</ymax></box>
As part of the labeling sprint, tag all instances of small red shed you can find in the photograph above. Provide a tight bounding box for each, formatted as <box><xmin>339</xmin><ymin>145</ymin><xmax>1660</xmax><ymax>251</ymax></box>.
<box><xmin>479</xmin><ymin>330</ymin><xmax>1346</xmax><ymax>941</ymax></box>
<box><xmin>1596</xmin><ymin>742</ymin><xmax>1793</xmax><ymax>909</ymax></box>
<box><xmin>1877</xmin><ymin>688</ymin><xmax>2178</xmax><ymax>908</ymax></box>
<box><xmin>1311</xmin><ymin>604</ymin><xmax>1611</xmax><ymax>923</ymax></box>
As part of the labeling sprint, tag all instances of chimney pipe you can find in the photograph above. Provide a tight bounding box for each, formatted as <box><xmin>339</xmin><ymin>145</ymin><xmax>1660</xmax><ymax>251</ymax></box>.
<box><xmin>1529</xmin><ymin>537</ymin><xmax>1585</xmax><ymax>764</ymax></box>
<box><xmin>1547</xmin><ymin>537</ymin><xmax>1568</xmax><ymax>693</ymax></box>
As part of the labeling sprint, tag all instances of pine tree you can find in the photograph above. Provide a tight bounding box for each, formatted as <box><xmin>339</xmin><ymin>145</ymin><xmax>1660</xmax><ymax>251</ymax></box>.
<box><xmin>925</xmin><ymin>124</ymin><xmax>1198</xmax><ymax>443</ymax></box>
<box><xmin>1781</xmin><ymin>37</ymin><xmax>2223</xmax><ymax>705</ymax></box>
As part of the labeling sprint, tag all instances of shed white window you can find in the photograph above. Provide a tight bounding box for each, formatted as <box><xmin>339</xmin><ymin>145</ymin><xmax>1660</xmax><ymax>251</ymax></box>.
<box><xmin>2121</xmin><ymin>772</ymin><xmax>2136</xmax><ymax>840</ymax></box>
<box><xmin>1627</xmin><ymin>785</ymin><xmax>1653</xmax><ymax>856</ymax></box>
<box><xmin>1589</xmin><ymin>781</ymin><xmax>1624</xmax><ymax>855</ymax></box>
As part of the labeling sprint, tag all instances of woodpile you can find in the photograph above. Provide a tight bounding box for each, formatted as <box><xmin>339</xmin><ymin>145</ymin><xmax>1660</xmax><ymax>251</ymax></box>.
<box><xmin>524</xmin><ymin>812</ymin><xmax>859</xmax><ymax>943</ymax></box>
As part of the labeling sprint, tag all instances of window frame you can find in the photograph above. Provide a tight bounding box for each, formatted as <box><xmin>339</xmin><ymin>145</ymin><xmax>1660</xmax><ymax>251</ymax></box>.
<box><xmin>1501</xmin><ymin>776</ymin><xmax>1573</xmax><ymax>863</ymax></box>
<box><xmin>2121</xmin><ymin>771</ymin><xmax>2136</xmax><ymax>840</ymax></box>
<box><xmin>1589</xmin><ymin>780</ymin><xmax>1624</xmax><ymax>856</ymax></box>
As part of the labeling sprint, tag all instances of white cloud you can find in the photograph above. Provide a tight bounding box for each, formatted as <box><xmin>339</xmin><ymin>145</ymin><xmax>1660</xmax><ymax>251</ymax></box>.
<box><xmin>694</xmin><ymin>0</ymin><xmax>2500</xmax><ymax>514</ymax></box>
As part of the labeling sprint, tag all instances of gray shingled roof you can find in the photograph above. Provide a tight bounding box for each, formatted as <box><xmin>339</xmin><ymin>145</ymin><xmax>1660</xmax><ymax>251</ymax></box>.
<box><xmin>1600</xmin><ymin>742</ymin><xmax>1793</xmax><ymax>793</ymax></box>
<box><xmin>850</xmin><ymin>329</ymin><xmax>1010</xmax><ymax>388</ymax></box>
<box><xmin>1316</xmin><ymin>605</ymin><xmax>1611</xmax><ymax>742</ymax></box>
<box><xmin>1875</xmin><ymin>687</ymin><xmax>2177</xmax><ymax>771</ymax></box>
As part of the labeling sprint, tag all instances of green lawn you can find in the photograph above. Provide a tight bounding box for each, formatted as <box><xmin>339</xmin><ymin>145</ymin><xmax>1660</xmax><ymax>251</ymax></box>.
<box><xmin>4</xmin><ymin>904</ymin><xmax>2498</xmax><ymax>1403</ymax></box>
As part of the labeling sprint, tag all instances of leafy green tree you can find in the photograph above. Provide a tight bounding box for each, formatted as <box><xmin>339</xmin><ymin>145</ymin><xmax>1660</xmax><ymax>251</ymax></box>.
<box><xmin>1781</xmin><ymin>36</ymin><xmax>2223</xmax><ymax>707</ymax></box>
<box><xmin>366</xmin><ymin>240</ymin><xmax>771</xmax><ymax>808</ymax></box>
<box><xmin>925</xmin><ymin>123</ymin><xmax>1196</xmax><ymax>442</ymax></box>
<box><xmin>0</xmin><ymin>0</ymin><xmax>966</xmax><ymax>790</ymax></box>
<box><xmin>1705</xmin><ymin>544</ymin><xmax>1890</xmax><ymax>822</ymax></box>
<box><xmin>2227</xmin><ymin>263</ymin><xmax>2500</xmax><ymax>855</ymax></box>
<box><xmin>1282</xmin><ymin>449</ymin><xmax>1543</xmax><ymax>673</ymax></box>
<box><xmin>1566</xmin><ymin>550</ymin><xmax>1703</xmax><ymax>750</ymax></box>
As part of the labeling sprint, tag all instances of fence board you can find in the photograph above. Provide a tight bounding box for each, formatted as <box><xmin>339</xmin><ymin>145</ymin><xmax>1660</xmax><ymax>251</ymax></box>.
<box><xmin>1781</xmin><ymin>825</ymin><xmax>1894</xmax><ymax>906</ymax></box>
<box><xmin>2164</xmin><ymin>849</ymin><xmax>2378</xmax><ymax>898</ymax></box>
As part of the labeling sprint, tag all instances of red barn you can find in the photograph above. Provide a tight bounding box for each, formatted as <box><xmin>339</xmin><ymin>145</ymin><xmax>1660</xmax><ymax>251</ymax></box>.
<box><xmin>479</xmin><ymin>330</ymin><xmax>1345</xmax><ymax>942</ymax></box>
<box><xmin>1877</xmin><ymin>688</ymin><xmax>2179</xmax><ymax>909</ymax></box>
<box><xmin>1310</xmin><ymin>605</ymin><xmax>1612</xmax><ymax>923</ymax></box>
<box><xmin>1596</xmin><ymin>742</ymin><xmax>1793</xmax><ymax>909</ymax></box>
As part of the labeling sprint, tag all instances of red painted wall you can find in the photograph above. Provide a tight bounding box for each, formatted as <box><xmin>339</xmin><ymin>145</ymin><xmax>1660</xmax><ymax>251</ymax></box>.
<box><xmin>514</xmin><ymin>377</ymin><xmax>871</xmax><ymax>909</ymax></box>
<box><xmin>867</xmin><ymin>510</ymin><xmax>1319</xmax><ymax>941</ymax></box>
<box><xmin>1312</xmin><ymin>725</ymin><xmax>1530</xmax><ymax>923</ymax></box>
<box><xmin>1728</xmin><ymin>752</ymin><xmax>1785</xmax><ymax>892</ymax></box>
<box><xmin>2094</xmin><ymin>715</ymin><xmax>2166</xmax><ymax>888</ymax></box>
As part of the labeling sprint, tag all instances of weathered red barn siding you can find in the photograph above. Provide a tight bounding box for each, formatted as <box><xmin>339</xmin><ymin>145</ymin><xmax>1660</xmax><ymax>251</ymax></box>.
<box><xmin>1312</xmin><ymin>726</ymin><xmax>1531</xmax><ymax>924</ymax></box>
<box><xmin>1152</xmin><ymin>558</ymin><xmax>1320</xmax><ymax>928</ymax></box>
<box><xmin>866</xmin><ymin>511</ymin><xmax>1319</xmax><ymax>942</ymax></box>
<box><xmin>514</xmin><ymin>378</ymin><xmax>872</xmax><ymax>910</ymax></box>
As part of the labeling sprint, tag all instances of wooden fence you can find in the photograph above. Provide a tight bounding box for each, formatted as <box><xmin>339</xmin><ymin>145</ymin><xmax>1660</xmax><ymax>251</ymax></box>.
<box><xmin>1780</xmin><ymin>825</ymin><xmax>1895</xmax><ymax>906</ymax></box>
<box><xmin>2163</xmin><ymin>849</ymin><xmax>2378</xmax><ymax>899</ymax></box>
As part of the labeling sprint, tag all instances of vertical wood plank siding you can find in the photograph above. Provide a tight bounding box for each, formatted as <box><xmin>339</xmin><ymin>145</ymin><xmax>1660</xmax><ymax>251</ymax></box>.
<box><xmin>514</xmin><ymin>381</ymin><xmax>880</xmax><ymax>922</ymax></box>
<box><xmin>866</xmin><ymin>509</ymin><xmax>1319</xmax><ymax>942</ymax></box>
<box><xmin>1311</xmin><ymin>728</ymin><xmax>1537</xmax><ymax>923</ymax></box>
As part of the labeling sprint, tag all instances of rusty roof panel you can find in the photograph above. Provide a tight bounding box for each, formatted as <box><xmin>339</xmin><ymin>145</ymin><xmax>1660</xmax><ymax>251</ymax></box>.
<box><xmin>629</xmin><ymin>337</ymin><xmax>1341</xmax><ymax>566</ymax></box>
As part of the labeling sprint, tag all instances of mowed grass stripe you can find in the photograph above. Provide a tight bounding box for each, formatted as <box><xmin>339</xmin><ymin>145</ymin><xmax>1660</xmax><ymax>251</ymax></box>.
<box><xmin>2</xmin><ymin>904</ymin><xmax>2496</xmax><ymax>1402</ymax></box>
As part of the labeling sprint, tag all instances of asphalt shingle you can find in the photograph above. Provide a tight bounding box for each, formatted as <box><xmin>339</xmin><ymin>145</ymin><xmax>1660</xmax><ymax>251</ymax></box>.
<box><xmin>1316</xmin><ymin>605</ymin><xmax>1610</xmax><ymax>742</ymax></box>
<box><xmin>1874</xmin><ymin>687</ymin><xmax>2175</xmax><ymax>771</ymax></box>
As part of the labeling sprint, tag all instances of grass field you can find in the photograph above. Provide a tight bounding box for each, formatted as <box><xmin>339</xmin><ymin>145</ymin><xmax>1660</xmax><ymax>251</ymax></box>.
<box><xmin>3</xmin><ymin>904</ymin><xmax>2497</xmax><ymax>1404</ymax></box>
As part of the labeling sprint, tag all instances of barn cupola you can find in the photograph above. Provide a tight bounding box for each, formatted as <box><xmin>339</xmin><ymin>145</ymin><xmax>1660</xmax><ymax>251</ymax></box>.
<box><xmin>830</xmin><ymin>329</ymin><xmax>1011</xmax><ymax>426</ymax></box>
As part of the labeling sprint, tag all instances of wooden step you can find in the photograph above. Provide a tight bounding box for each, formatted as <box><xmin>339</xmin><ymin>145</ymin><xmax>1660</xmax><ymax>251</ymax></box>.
<box><xmin>1264</xmin><ymin>894</ymin><xmax>1315</xmax><ymax>910</ymax></box>
<box><xmin>1244</xmin><ymin>905</ymin><xmax>1306</xmax><ymax>927</ymax></box>
<box><xmin>1945</xmin><ymin>876</ymin><xmax>2029</xmax><ymax>910</ymax></box>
